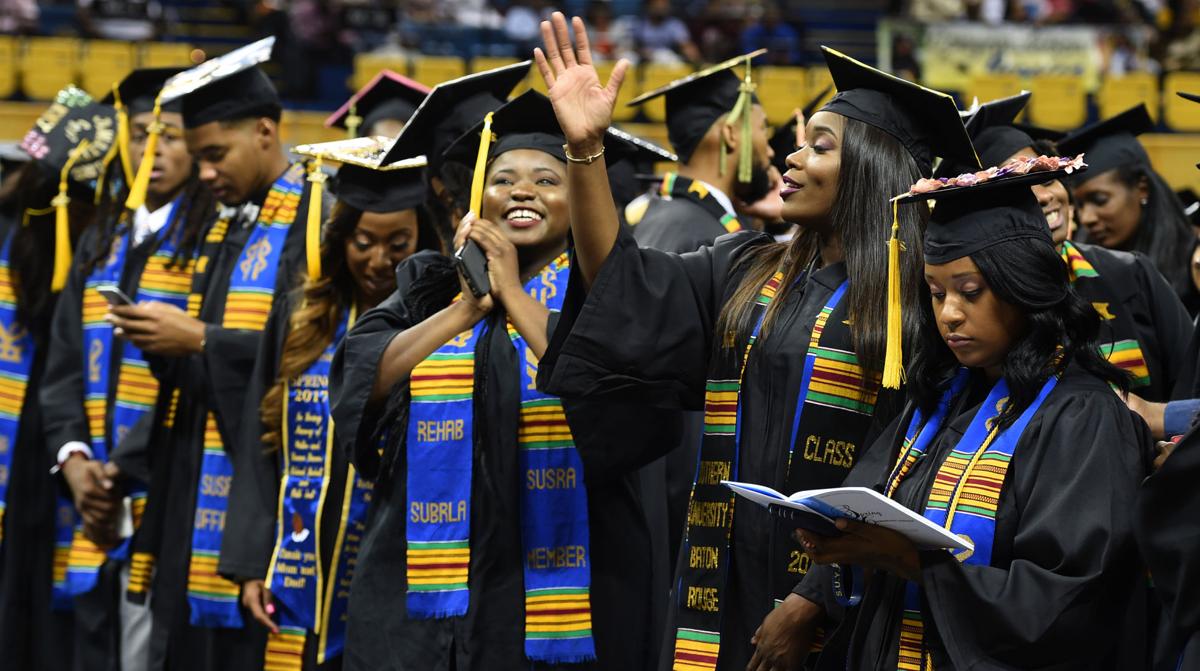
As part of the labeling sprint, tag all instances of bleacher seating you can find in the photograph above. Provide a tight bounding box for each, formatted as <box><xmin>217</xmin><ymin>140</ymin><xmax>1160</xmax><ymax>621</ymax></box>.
<box><xmin>1099</xmin><ymin>73</ymin><xmax>1160</xmax><ymax>121</ymax></box>
<box><xmin>81</xmin><ymin>41</ymin><xmax>137</xmax><ymax>99</ymax></box>
<box><xmin>1028</xmin><ymin>75</ymin><xmax>1087</xmax><ymax>130</ymax></box>
<box><xmin>1165</xmin><ymin>72</ymin><xmax>1200</xmax><ymax>132</ymax></box>
<box><xmin>19</xmin><ymin>37</ymin><xmax>81</xmax><ymax>101</ymax></box>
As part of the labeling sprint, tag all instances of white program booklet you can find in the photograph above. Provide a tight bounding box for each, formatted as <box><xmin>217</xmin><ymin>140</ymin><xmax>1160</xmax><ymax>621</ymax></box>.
<box><xmin>721</xmin><ymin>481</ymin><xmax>973</xmax><ymax>551</ymax></box>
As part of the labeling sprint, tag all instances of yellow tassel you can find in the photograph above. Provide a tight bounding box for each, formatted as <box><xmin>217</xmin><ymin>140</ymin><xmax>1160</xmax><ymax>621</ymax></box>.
<box><xmin>52</xmin><ymin>139</ymin><xmax>90</xmax><ymax>292</ymax></box>
<box><xmin>468</xmin><ymin>112</ymin><xmax>495</xmax><ymax>218</ymax></box>
<box><xmin>737</xmin><ymin>60</ymin><xmax>755</xmax><ymax>185</ymax></box>
<box><xmin>94</xmin><ymin>138</ymin><xmax>121</xmax><ymax>205</ymax></box>
<box><xmin>112</xmin><ymin>83</ymin><xmax>135</xmax><ymax>185</ymax></box>
<box><xmin>882</xmin><ymin>198</ymin><xmax>903</xmax><ymax>389</ymax></box>
<box><xmin>345</xmin><ymin>102</ymin><xmax>362</xmax><ymax>139</ymax></box>
<box><xmin>305</xmin><ymin>157</ymin><xmax>327</xmax><ymax>281</ymax></box>
<box><xmin>125</xmin><ymin>97</ymin><xmax>162</xmax><ymax>211</ymax></box>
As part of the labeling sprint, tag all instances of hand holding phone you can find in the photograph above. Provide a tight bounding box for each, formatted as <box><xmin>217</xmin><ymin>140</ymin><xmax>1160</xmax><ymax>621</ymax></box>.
<box><xmin>96</xmin><ymin>284</ymin><xmax>134</xmax><ymax>306</ymax></box>
<box><xmin>454</xmin><ymin>240</ymin><xmax>491</xmax><ymax>299</ymax></box>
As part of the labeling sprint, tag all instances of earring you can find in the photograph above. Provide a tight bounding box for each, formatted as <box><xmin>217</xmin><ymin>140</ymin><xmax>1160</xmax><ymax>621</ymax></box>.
<box><xmin>1140</xmin><ymin>198</ymin><xmax>1149</xmax><ymax>206</ymax></box>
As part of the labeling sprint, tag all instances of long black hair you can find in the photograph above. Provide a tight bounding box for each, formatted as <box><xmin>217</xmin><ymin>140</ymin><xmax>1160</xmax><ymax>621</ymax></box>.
<box><xmin>908</xmin><ymin>237</ymin><xmax>1130</xmax><ymax>430</ymax></box>
<box><xmin>716</xmin><ymin>117</ymin><xmax>928</xmax><ymax>378</ymax></box>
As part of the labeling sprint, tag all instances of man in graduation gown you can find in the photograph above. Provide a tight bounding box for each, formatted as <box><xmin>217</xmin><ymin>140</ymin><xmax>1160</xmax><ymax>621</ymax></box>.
<box><xmin>107</xmin><ymin>49</ymin><xmax>324</xmax><ymax>671</ymax></box>
<box><xmin>42</xmin><ymin>68</ymin><xmax>210</xmax><ymax>671</ymax></box>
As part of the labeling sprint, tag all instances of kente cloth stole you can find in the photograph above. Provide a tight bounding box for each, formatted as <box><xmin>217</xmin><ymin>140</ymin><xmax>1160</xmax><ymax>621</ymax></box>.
<box><xmin>187</xmin><ymin>163</ymin><xmax>304</xmax><ymax>628</ymax></box>
<box><xmin>1061</xmin><ymin>241</ymin><xmax>1150</xmax><ymax>387</ymax></box>
<box><xmin>672</xmin><ymin>274</ymin><xmax>876</xmax><ymax>670</ymax></box>
<box><xmin>126</xmin><ymin>203</ymin><xmax>233</xmax><ymax>606</ymax></box>
<box><xmin>0</xmin><ymin>236</ymin><xmax>35</xmax><ymax>561</ymax></box>
<box><xmin>659</xmin><ymin>172</ymin><xmax>742</xmax><ymax>234</ymax></box>
<box><xmin>406</xmin><ymin>253</ymin><xmax>596</xmax><ymax>663</ymax></box>
<box><xmin>64</xmin><ymin>200</ymin><xmax>192</xmax><ymax>597</ymax></box>
<box><xmin>887</xmin><ymin>369</ymin><xmax>1057</xmax><ymax>669</ymax></box>
<box><xmin>264</xmin><ymin>308</ymin><xmax>374</xmax><ymax>668</ymax></box>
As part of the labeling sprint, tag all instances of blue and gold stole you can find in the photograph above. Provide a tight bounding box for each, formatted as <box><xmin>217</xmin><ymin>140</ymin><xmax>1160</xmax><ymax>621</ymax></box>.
<box><xmin>658</xmin><ymin>172</ymin><xmax>742</xmax><ymax>234</ymax></box>
<box><xmin>673</xmin><ymin>274</ymin><xmax>878</xmax><ymax>670</ymax></box>
<box><xmin>405</xmin><ymin>253</ymin><xmax>596</xmax><ymax>663</ymax></box>
<box><xmin>263</xmin><ymin>307</ymin><xmax>374</xmax><ymax>669</ymax></box>
<box><xmin>0</xmin><ymin>235</ymin><xmax>35</xmax><ymax>558</ymax></box>
<box><xmin>887</xmin><ymin>368</ymin><xmax>1058</xmax><ymax>669</ymax></box>
<box><xmin>1061</xmin><ymin>241</ymin><xmax>1151</xmax><ymax>389</ymax></box>
<box><xmin>62</xmin><ymin>200</ymin><xmax>191</xmax><ymax>596</ymax></box>
<box><xmin>187</xmin><ymin>163</ymin><xmax>305</xmax><ymax>628</ymax></box>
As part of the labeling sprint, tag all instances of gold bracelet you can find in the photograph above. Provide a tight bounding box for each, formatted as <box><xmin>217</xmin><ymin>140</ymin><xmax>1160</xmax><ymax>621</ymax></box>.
<box><xmin>563</xmin><ymin>144</ymin><xmax>605</xmax><ymax>165</ymax></box>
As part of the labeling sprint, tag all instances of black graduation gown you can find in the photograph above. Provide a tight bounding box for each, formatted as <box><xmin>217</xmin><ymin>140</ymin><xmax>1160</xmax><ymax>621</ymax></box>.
<box><xmin>536</xmin><ymin>229</ymin><xmax>902</xmax><ymax>671</ymax></box>
<box><xmin>631</xmin><ymin>193</ymin><xmax>730</xmax><ymax>658</ymax></box>
<box><xmin>1136</xmin><ymin>420</ymin><xmax>1200</xmax><ymax>668</ymax></box>
<box><xmin>218</xmin><ymin>289</ymin><xmax>350</xmax><ymax>671</ymax></box>
<box><xmin>328</xmin><ymin>252</ymin><xmax>673</xmax><ymax>671</ymax></box>
<box><xmin>1073</xmin><ymin>243</ymin><xmax>1192</xmax><ymax>403</ymax></box>
<box><xmin>795</xmin><ymin>367</ymin><xmax>1150</xmax><ymax>670</ymax></box>
<box><xmin>0</xmin><ymin>217</ymin><xmax>74</xmax><ymax>671</ymax></box>
<box><xmin>39</xmin><ymin>222</ymin><xmax>177</xmax><ymax>671</ymax></box>
<box><xmin>136</xmin><ymin>176</ymin><xmax>315</xmax><ymax>671</ymax></box>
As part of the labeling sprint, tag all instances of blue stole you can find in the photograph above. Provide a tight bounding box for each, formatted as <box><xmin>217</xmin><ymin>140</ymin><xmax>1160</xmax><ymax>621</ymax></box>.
<box><xmin>406</xmin><ymin>254</ymin><xmax>596</xmax><ymax>663</ymax></box>
<box><xmin>890</xmin><ymin>369</ymin><xmax>1058</xmax><ymax>664</ymax></box>
<box><xmin>0</xmin><ymin>235</ymin><xmax>35</xmax><ymax>559</ymax></box>
<box><xmin>187</xmin><ymin>163</ymin><xmax>304</xmax><ymax>628</ymax></box>
<box><xmin>265</xmin><ymin>308</ymin><xmax>372</xmax><ymax>663</ymax></box>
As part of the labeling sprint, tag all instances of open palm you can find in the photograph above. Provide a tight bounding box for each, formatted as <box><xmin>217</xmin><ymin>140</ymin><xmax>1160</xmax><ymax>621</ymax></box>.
<box><xmin>534</xmin><ymin>13</ymin><xmax>629</xmax><ymax>148</ymax></box>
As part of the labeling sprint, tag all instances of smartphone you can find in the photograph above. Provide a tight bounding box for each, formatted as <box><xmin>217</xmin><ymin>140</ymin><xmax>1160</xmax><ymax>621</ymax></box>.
<box><xmin>96</xmin><ymin>284</ymin><xmax>134</xmax><ymax>306</ymax></box>
<box><xmin>453</xmin><ymin>240</ymin><xmax>491</xmax><ymax>299</ymax></box>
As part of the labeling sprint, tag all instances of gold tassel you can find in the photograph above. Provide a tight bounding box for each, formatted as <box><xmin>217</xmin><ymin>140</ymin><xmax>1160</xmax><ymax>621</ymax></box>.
<box><xmin>52</xmin><ymin>140</ymin><xmax>91</xmax><ymax>292</ymax></box>
<box><xmin>737</xmin><ymin>60</ymin><xmax>755</xmax><ymax>184</ymax></box>
<box><xmin>125</xmin><ymin>97</ymin><xmax>162</xmax><ymax>211</ymax></box>
<box><xmin>882</xmin><ymin>198</ymin><xmax>903</xmax><ymax>389</ymax></box>
<box><xmin>21</xmin><ymin>206</ymin><xmax>54</xmax><ymax>228</ymax></box>
<box><xmin>94</xmin><ymin>137</ymin><xmax>121</xmax><ymax>205</ymax></box>
<box><xmin>345</xmin><ymin>102</ymin><xmax>362</xmax><ymax>139</ymax></box>
<box><xmin>305</xmin><ymin>157</ymin><xmax>327</xmax><ymax>280</ymax></box>
<box><xmin>468</xmin><ymin>112</ymin><xmax>496</xmax><ymax>218</ymax></box>
<box><xmin>112</xmin><ymin>83</ymin><xmax>134</xmax><ymax>185</ymax></box>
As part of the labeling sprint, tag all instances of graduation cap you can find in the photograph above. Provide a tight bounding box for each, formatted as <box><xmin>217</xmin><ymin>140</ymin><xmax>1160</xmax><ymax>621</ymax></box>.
<box><xmin>443</xmin><ymin>90</ymin><xmax>671</xmax><ymax>219</ymax></box>
<box><xmin>291</xmin><ymin>136</ymin><xmax>427</xmax><ymax>280</ymax></box>
<box><xmin>1180</xmin><ymin>92</ymin><xmax>1200</xmax><ymax>169</ymax></box>
<box><xmin>326</xmin><ymin>70</ymin><xmax>432</xmax><ymax>139</ymax></box>
<box><xmin>380</xmin><ymin>61</ymin><xmax>531</xmax><ymax>171</ymax></box>
<box><xmin>933</xmin><ymin>91</ymin><xmax>1033</xmax><ymax>179</ymax></box>
<box><xmin>819</xmin><ymin>46</ymin><xmax>978</xmax><ymax>177</ymax></box>
<box><xmin>101</xmin><ymin>67</ymin><xmax>184</xmax><ymax>186</ymax></box>
<box><xmin>627</xmin><ymin>49</ymin><xmax>766</xmax><ymax>172</ymax></box>
<box><xmin>897</xmin><ymin>167</ymin><xmax>1079</xmax><ymax>268</ymax></box>
<box><xmin>769</xmin><ymin>85</ymin><xmax>833</xmax><ymax>174</ymax></box>
<box><xmin>19</xmin><ymin>85</ymin><xmax>119</xmax><ymax>292</ymax></box>
<box><xmin>1056</xmin><ymin>104</ymin><xmax>1153</xmax><ymax>179</ymax></box>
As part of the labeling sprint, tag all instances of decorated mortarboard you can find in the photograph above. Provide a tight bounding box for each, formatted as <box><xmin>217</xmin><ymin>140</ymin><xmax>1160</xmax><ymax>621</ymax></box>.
<box><xmin>934</xmin><ymin>91</ymin><xmax>1032</xmax><ymax>179</ymax></box>
<box><xmin>19</xmin><ymin>85</ymin><xmax>119</xmax><ymax>292</ymax></box>
<box><xmin>627</xmin><ymin>49</ymin><xmax>766</xmax><ymax>172</ymax></box>
<box><xmin>819</xmin><ymin>46</ymin><xmax>978</xmax><ymax>177</ymax></box>
<box><xmin>326</xmin><ymin>70</ymin><xmax>431</xmax><ymax>139</ymax></box>
<box><xmin>101</xmin><ymin>67</ymin><xmax>185</xmax><ymax>185</ymax></box>
<box><xmin>380</xmin><ymin>61</ymin><xmax>531</xmax><ymax>171</ymax></box>
<box><xmin>1056</xmin><ymin>104</ymin><xmax>1153</xmax><ymax>179</ymax></box>
<box><xmin>770</xmin><ymin>85</ymin><xmax>833</xmax><ymax>174</ymax></box>
<box><xmin>896</xmin><ymin>155</ymin><xmax>1087</xmax><ymax>269</ymax></box>
<box><xmin>291</xmin><ymin>136</ymin><xmax>427</xmax><ymax>280</ymax></box>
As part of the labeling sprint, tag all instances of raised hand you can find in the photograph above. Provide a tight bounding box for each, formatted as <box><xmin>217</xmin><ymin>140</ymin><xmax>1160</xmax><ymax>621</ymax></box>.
<box><xmin>534</xmin><ymin>12</ymin><xmax>629</xmax><ymax>150</ymax></box>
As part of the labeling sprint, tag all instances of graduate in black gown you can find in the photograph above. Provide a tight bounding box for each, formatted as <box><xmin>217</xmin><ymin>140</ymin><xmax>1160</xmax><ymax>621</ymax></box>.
<box><xmin>0</xmin><ymin>88</ymin><xmax>116</xmax><ymax>671</ymax></box>
<box><xmin>324</xmin><ymin>69</ymin><xmax>430</xmax><ymax>139</ymax></box>
<box><xmin>530</xmin><ymin>14</ymin><xmax>979</xmax><ymax>670</ymax></box>
<box><xmin>1056</xmin><ymin>104</ymin><xmax>1200</xmax><ymax>313</ymax></box>
<box><xmin>935</xmin><ymin>95</ymin><xmax>1192</xmax><ymax>411</ymax></box>
<box><xmin>328</xmin><ymin>91</ymin><xmax>676</xmax><ymax>671</ymax></box>
<box><xmin>218</xmin><ymin>143</ymin><xmax>436</xmax><ymax>670</ymax></box>
<box><xmin>105</xmin><ymin>42</ymin><xmax>322</xmax><ymax>671</ymax></box>
<box><xmin>39</xmin><ymin>68</ymin><xmax>213</xmax><ymax>671</ymax></box>
<box><xmin>788</xmin><ymin>169</ymin><xmax>1151</xmax><ymax>670</ymax></box>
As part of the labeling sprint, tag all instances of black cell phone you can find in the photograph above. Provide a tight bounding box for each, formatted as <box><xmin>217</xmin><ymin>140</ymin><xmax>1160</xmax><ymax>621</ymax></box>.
<box><xmin>96</xmin><ymin>284</ymin><xmax>134</xmax><ymax>306</ymax></box>
<box><xmin>454</xmin><ymin>240</ymin><xmax>491</xmax><ymax>299</ymax></box>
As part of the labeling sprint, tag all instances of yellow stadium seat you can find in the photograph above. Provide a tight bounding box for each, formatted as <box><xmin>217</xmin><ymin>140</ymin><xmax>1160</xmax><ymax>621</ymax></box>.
<box><xmin>595</xmin><ymin>61</ymin><xmax>636</xmax><ymax>122</ymax></box>
<box><xmin>1098</xmin><ymin>73</ymin><xmax>1159</xmax><ymax>122</ymax></box>
<box><xmin>0</xmin><ymin>37</ymin><xmax>16</xmax><ymax>99</ymax></box>
<box><xmin>471</xmin><ymin>56</ymin><xmax>520</xmax><ymax>74</ymax></box>
<box><xmin>757</xmin><ymin>66</ymin><xmax>806</xmax><ymax>125</ymax></box>
<box><xmin>805</xmin><ymin>66</ymin><xmax>834</xmax><ymax>112</ymax></box>
<box><xmin>639</xmin><ymin>63</ymin><xmax>692</xmax><ymax>122</ymax></box>
<box><xmin>966</xmin><ymin>73</ymin><xmax>1023</xmax><ymax>113</ymax></box>
<box><xmin>141</xmin><ymin>42</ymin><xmax>194</xmax><ymax>68</ymax></box>
<box><xmin>352</xmin><ymin>53</ymin><xmax>409</xmax><ymax>91</ymax></box>
<box><xmin>412</xmin><ymin>56</ymin><xmax>467</xmax><ymax>89</ymax></box>
<box><xmin>20</xmin><ymin>37</ymin><xmax>82</xmax><ymax>101</ymax></box>
<box><xmin>80</xmin><ymin>41</ymin><xmax>137</xmax><ymax>99</ymax></box>
<box><xmin>1027</xmin><ymin>74</ymin><xmax>1086</xmax><ymax>130</ymax></box>
<box><xmin>1164</xmin><ymin>71</ymin><xmax>1200</xmax><ymax>132</ymax></box>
